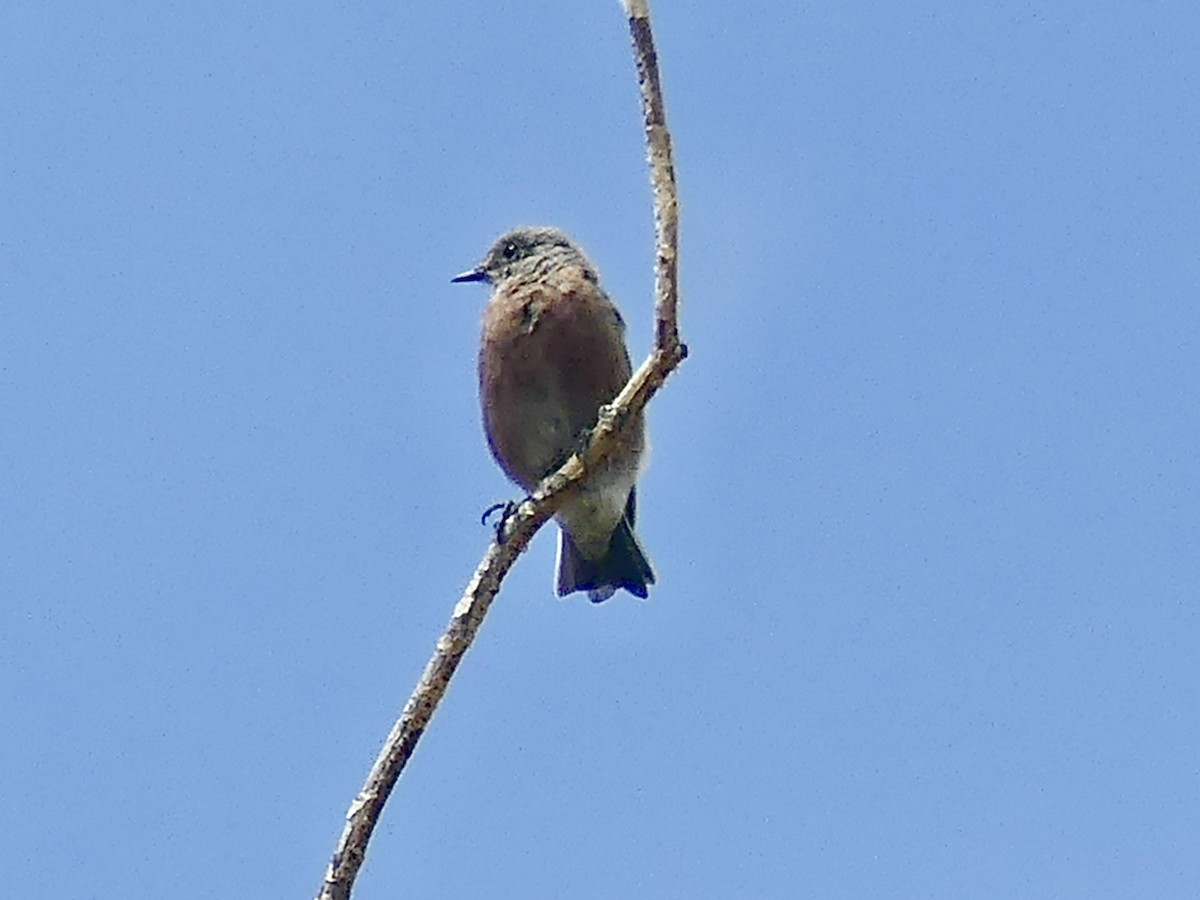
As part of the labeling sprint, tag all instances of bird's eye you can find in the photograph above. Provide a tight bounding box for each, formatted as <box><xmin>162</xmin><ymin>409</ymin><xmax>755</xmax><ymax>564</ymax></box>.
<box><xmin>502</xmin><ymin>243</ymin><xmax>517</xmax><ymax>260</ymax></box>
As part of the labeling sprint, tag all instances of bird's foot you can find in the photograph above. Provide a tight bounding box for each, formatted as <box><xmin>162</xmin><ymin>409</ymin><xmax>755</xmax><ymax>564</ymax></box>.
<box><xmin>480</xmin><ymin>499</ymin><xmax>520</xmax><ymax>543</ymax></box>
<box><xmin>573</xmin><ymin>425</ymin><xmax>597</xmax><ymax>458</ymax></box>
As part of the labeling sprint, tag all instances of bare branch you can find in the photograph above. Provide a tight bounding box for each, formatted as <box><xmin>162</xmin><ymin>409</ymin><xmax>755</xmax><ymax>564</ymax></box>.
<box><xmin>315</xmin><ymin>3</ymin><xmax>684</xmax><ymax>897</ymax></box>
<box><xmin>624</xmin><ymin>0</ymin><xmax>683</xmax><ymax>354</ymax></box>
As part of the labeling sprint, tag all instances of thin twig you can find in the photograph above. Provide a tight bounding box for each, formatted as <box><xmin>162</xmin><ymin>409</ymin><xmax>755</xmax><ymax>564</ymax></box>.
<box><xmin>314</xmin><ymin>3</ymin><xmax>684</xmax><ymax>897</ymax></box>
<box><xmin>625</xmin><ymin>0</ymin><xmax>683</xmax><ymax>354</ymax></box>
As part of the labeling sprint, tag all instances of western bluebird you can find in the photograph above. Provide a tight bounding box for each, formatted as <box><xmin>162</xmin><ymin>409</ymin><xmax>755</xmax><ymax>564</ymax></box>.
<box><xmin>452</xmin><ymin>226</ymin><xmax>655</xmax><ymax>603</ymax></box>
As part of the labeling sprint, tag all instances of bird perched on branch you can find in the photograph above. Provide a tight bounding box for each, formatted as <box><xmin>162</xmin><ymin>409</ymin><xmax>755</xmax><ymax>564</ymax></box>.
<box><xmin>452</xmin><ymin>226</ymin><xmax>655</xmax><ymax>602</ymax></box>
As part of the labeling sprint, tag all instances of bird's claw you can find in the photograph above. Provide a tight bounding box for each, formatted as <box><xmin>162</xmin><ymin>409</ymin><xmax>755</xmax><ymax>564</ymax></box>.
<box><xmin>481</xmin><ymin>499</ymin><xmax>520</xmax><ymax>543</ymax></box>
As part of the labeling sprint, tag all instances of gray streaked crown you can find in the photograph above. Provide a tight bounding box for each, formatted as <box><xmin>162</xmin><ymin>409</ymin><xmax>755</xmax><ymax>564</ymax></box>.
<box><xmin>470</xmin><ymin>226</ymin><xmax>599</xmax><ymax>286</ymax></box>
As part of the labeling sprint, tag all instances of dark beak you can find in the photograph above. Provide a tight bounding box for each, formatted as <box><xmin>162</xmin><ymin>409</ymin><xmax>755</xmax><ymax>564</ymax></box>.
<box><xmin>450</xmin><ymin>267</ymin><xmax>489</xmax><ymax>284</ymax></box>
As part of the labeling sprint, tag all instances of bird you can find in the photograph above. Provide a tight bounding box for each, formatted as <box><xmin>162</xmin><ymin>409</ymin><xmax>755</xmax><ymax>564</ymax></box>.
<box><xmin>452</xmin><ymin>226</ymin><xmax>655</xmax><ymax>602</ymax></box>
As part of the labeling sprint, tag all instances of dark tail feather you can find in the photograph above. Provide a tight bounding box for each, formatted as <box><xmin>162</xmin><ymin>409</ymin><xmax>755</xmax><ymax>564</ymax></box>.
<box><xmin>556</xmin><ymin>515</ymin><xmax>656</xmax><ymax>603</ymax></box>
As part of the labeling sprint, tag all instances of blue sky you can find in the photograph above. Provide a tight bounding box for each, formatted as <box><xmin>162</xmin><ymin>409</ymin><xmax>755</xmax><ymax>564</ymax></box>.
<box><xmin>3</xmin><ymin>2</ymin><xmax>1198</xmax><ymax>897</ymax></box>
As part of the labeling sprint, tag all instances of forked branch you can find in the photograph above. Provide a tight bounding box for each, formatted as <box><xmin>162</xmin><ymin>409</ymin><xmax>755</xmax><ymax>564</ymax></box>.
<box><xmin>315</xmin><ymin>4</ymin><xmax>684</xmax><ymax>897</ymax></box>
